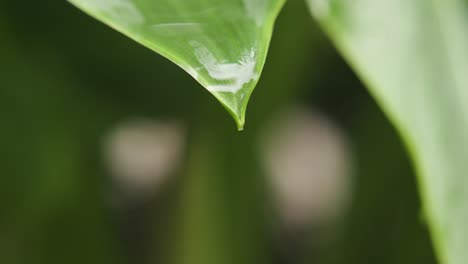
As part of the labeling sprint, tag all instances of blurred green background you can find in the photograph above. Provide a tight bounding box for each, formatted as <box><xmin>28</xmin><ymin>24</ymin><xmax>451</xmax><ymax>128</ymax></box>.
<box><xmin>0</xmin><ymin>1</ymin><xmax>438</xmax><ymax>264</ymax></box>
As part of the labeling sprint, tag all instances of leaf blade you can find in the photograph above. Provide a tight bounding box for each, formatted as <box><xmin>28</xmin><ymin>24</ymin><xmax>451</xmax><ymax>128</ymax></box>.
<box><xmin>68</xmin><ymin>0</ymin><xmax>286</xmax><ymax>129</ymax></box>
<box><xmin>307</xmin><ymin>0</ymin><xmax>468</xmax><ymax>263</ymax></box>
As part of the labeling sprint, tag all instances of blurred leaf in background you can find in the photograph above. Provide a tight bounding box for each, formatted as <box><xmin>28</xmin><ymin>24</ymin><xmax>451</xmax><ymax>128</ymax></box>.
<box><xmin>307</xmin><ymin>0</ymin><xmax>468</xmax><ymax>263</ymax></box>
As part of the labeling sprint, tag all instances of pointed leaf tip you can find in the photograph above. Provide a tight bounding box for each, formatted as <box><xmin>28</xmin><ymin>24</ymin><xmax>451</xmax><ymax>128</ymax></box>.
<box><xmin>69</xmin><ymin>0</ymin><xmax>286</xmax><ymax>129</ymax></box>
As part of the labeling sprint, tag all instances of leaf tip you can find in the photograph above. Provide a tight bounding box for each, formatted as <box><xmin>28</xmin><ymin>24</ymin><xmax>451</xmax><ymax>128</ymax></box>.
<box><xmin>213</xmin><ymin>90</ymin><xmax>249</xmax><ymax>131</ymax></box>
<box><xmin>236</xmin><ymin>120</ymin><xmax>245</xmax><ymax>131</ymax></box>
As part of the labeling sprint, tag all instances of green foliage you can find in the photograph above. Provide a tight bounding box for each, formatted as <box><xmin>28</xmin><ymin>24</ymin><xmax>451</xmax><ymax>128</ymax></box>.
<box><xmin>306</xmin><ymin>0</ymin><xmax>468</xmax><ymax>263</ymax></box>
<box><xmin>68</xmin><ymin>0</ymin><xmax>286</xmax><ymax>130</ymax></box>
<box><xmin>3</xmin><ymin>0</ymin><xmax>466</xmax><ymax>263</ymax></box>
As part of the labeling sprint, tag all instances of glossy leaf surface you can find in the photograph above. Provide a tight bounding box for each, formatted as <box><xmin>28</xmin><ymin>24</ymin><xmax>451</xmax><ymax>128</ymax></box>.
<box><xmin>68</xmin><ymin>0</ymin><xmax>286</xmax><ymax>129</ymax></box>
<box><xmin>307</xmin><ymin>0</ymin><xmax>468</xmax><ymax>263</ymax></box>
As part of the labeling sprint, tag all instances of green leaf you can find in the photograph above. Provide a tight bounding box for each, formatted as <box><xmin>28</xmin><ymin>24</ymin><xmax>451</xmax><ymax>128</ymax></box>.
<box><xmin>68</xmin><ymin>0</ymin><xmax>286</xmax><ymax>130</ymax></box>
<box><xmin>306</xmin><ymin>0</ymin><xmax>468</xmax><ymax>263</ymax></box>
